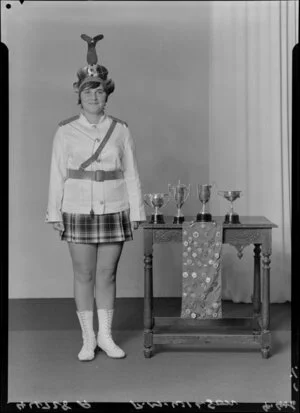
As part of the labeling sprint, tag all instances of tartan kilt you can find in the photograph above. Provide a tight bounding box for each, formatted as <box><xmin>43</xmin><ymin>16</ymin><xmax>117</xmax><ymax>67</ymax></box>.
<box><xmin>61</xmin><ymin>209</ymin><xmax>133</xmax><ymax>244</ymax></box>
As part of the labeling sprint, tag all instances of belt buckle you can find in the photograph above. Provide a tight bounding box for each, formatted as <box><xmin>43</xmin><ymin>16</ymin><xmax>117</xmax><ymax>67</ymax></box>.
<box><xmin>95</xmin><ymin>170</ymin><xmax>104</xmax><ymax>182</ymax></box>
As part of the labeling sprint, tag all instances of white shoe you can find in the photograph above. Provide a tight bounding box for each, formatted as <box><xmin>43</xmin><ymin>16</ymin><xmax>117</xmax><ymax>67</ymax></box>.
<box><xmin>97</xmin><ymin>309</ymin><xmax>126</xmax><ymax>359</ymax></box>
<box><xmin>76</xmin><ymin>311</ymin><xmax>97</xmax><ymax>361</ymax></box>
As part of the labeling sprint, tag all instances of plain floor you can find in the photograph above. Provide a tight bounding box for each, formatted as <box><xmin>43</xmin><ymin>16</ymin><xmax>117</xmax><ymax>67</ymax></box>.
<box><xmin>8</xmin><ymin>298</ymin><xmax>291</xmax><ymax>403</ymax></box>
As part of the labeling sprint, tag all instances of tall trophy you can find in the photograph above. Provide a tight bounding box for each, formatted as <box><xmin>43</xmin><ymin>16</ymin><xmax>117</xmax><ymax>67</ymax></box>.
<box><xmin>168</xmin><ymin>181</ymin><xmax>190</xmax><ymax>224</ymax></box>
<box><xmin>144</xmin><ymin>193</ymin><xmax>170</xmax><ymax>224</ymax></box>
<box><xmin>196</xmin><ymin>184</ymin><xmax>212</xmax><ymax>222</ymax></box>
<box><xmin>218</xmin><ymin>190</ymin><xmax>242</xmax><ymax>224</ymax></box>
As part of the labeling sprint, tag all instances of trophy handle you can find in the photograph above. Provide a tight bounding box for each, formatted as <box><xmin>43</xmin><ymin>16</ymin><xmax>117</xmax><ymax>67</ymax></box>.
<box><xmin>161</xmin><ymin>195</ymin><xmax>170</xmax><ymax>209</ymax></box>
<box><xmin>168</xmin><ymin>184</ymin><xmax>174</xmax><ymax>196</ymax></box>
<box><xmin>184</xmin><ymin>184</ymin><xmax>191</xmax><ymax>202</ymax></box>
<box><xmin>211</xmin><ymin>181</ymin><xmax>218</xmax><ymax>192</ymax></box>
<box><xmin>143</xmin><ymin>194</ymin><xmax>153</xmax><ymax>208</ymax></box>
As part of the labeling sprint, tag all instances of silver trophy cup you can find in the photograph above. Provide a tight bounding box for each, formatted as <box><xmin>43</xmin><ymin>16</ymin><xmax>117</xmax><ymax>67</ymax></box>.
<box><xmin>218</xmin><ymin>190</ymin><xmax>242</xmax><ymax>224</ymax></box>
<box><xmin>168</xmin><ymin>181</ymin><xmax>191</xmax><ymax>224</ymax></box>
<box><xmin>144</xmin><ymin>193</ymin><xmax>170</xmax><ymax>224</ymax></box>
<box><xmin>196</xmin><ymin>184</ymin><xmax>213</xmax><ymax>222</ymax></box>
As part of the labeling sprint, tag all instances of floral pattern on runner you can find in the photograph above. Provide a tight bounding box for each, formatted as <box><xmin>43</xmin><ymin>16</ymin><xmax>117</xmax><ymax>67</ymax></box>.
<box><xmin>181</xmin><ymin>221</ymin><xmax>223</xmax><ymax>319</ymax></box>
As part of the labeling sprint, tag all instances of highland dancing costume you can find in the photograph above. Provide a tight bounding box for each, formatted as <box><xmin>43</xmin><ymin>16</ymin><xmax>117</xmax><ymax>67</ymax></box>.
<box><xmin>45</xmin><ymin>34</ymin><xmax>146</xmax><ymax>361</ymax></box>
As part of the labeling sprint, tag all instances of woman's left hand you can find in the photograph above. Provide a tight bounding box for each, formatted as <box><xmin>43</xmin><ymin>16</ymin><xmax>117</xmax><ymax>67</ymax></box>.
<box><xmin>131</xmin><ymin>221</ymin><xmax>140</xmax><ymax>231</ymax></box>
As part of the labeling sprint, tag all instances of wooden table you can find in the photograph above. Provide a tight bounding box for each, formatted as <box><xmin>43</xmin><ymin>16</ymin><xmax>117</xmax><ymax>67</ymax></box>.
<box><xmin>141</xmin><ymin>216</ymin><xmax>278</xmax><ymax>359</ymax></box>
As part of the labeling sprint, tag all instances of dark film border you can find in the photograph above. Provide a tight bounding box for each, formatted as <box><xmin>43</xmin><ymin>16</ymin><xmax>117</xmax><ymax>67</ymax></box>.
<box><xmin>0</xmin><ymin>1</ymin><xmax>299</xmax><ymax>412</ymax></box>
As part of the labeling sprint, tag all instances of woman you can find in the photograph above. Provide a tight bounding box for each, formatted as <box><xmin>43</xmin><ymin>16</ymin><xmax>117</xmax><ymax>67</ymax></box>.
<box><xmin>45</xmin><ymin>34</ymin><xmax>146</xmax><ymax>361</ymax></box>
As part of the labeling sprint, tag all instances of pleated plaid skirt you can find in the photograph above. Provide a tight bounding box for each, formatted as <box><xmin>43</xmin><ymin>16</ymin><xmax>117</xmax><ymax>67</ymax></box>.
<box><xmin>61</xmin><ymin>209</ymin><xmax>133</xmax><ymax>244</ymax></box>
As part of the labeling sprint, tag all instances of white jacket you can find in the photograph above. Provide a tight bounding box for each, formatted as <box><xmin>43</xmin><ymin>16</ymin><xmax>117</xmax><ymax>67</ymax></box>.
<box><xmin>45</xmin><ymin>113</ymin><xmax>146</xmax><ymax>223</ymax></box>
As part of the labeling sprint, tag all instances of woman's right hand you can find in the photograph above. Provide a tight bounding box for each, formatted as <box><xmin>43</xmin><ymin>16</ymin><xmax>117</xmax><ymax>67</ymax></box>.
<box><xmin>52</xmin><ymin>222</ymin><xmax>65</xmax><ymax>232</ymax></box>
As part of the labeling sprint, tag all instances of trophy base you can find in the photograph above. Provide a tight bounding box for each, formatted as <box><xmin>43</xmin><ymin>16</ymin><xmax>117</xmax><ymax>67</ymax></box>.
<box><xmin>150</xmin><ymin>214</ymin><xmax>165</xmax><ymax>224</ymax></box>
<box><xmin>224</xmin><ymin>213</ymin><xmax>240</xmax><ymax>224</ymax></box>
<box><xmin>173</xmin><ymin>216</ymin><xmax>185</xmax><ymax>224</ymax></box>
<box><xmin>196</xmin><ymin>213</ymin><xmax>212</xmax><ymax>222</ymax></box>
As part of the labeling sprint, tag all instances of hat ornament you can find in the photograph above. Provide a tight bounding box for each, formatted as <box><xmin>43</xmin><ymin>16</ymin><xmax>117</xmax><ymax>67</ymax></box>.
<box><xmin>75</xmin><ymin>33</ymin><xmax>109</xmax><ymax>92</ymax></box>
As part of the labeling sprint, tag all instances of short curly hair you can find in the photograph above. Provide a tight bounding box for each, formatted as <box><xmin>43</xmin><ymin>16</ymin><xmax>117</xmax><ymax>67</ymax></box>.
<box><xmin>74</xmin><ymin>79</ymin><xmax>115</xmax><ymax>105</ymax></box>
<box><xmin>73</xmin><ymin>63</ymin><xmax>115</xmax><ymax>104</ymax></box>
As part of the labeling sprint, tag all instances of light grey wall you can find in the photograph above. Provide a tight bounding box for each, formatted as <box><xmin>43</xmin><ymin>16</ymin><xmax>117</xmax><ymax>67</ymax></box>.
<box><xmin>5</xmin><ymin>1</ymin><xmax>210</xmax><ymax>298</ymax></box>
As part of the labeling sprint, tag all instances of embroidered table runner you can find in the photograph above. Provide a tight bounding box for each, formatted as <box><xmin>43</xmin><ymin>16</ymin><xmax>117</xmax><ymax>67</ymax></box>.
<box><xmin>181</xmin><ymin>221</ymin><xmax>223</xmax><ymax>319</ymax></box>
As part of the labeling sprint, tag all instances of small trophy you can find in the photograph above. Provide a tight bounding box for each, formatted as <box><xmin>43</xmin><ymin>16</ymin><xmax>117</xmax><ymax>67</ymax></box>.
<box><xmin>196</xmin><ymin>184</ymin><xmax>212</xmax><ymax>222</ymax></box>
<box><xmin>218</xmin><ymin>190</ymin><xmax>242</xmax><ymax>224</ymax></box>
<box><xmin>168</xmin><ymin>180</ymin><xmax>190</xmax><ymax>224</ymax></box>
<box><xmin>144</xmin><ymin>193</ymin><xmax>170</xmax><ymax>224</ymax></box>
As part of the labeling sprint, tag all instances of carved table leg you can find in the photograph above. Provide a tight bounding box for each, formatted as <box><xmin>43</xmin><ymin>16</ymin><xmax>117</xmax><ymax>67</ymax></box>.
<box><xmin>261</xmin><ymin>250</ymin><xmax>272</xmax><ymax>359</ymax></box>
<box><xmin>144</xmin><ymin>230</ymin><xmax>154</xmax><ymax>358</ymax></box>
<box><xmin>252</xmin><ymin>244</ymin><xmax>261</xmax><ymax>333</ymax></box>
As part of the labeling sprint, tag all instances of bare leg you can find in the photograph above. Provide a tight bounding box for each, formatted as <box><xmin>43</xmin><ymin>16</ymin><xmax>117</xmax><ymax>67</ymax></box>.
<box><xmin>68</xmin><ymin>243</ymin><xmax>97</xmax><ymax>311</ymax></box>
<box><xmin>95</xmin><ymin>242</ymin><xmax>126</xmax><ymax>358</ymax></box>
<box><xmin>95</xmin><ymin>242</ymin><xmax>124</xmax><ymax>309</ymax></box>
<box><xmin>68</xmin><ymin>243</ymin><xmax>98</xmax><ymax>361</ymax></box>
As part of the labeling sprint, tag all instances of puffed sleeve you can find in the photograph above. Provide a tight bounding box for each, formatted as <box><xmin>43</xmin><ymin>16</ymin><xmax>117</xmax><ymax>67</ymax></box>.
<box><xmin>122</xmin><ymin>128</ymin><xmax>146</xmax><ymax>222</ymax></box>
<box><xmin>45</xmin><ymin>127</ymin><xmax>67</xmax><ymax>223</ymax></box>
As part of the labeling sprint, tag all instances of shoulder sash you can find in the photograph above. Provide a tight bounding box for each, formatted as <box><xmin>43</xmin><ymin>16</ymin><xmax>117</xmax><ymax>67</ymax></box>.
<box><xmin>79</xmin><ymin>119</ymin><xmax>117</xmax><ymax>170</ymax></box>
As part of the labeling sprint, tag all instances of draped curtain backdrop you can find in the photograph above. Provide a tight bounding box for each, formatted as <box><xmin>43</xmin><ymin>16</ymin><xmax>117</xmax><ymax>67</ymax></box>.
<box><xmin>208</xmin><ymin>1</ymin><xmax>298</xmax><ymax>303</ymax></box>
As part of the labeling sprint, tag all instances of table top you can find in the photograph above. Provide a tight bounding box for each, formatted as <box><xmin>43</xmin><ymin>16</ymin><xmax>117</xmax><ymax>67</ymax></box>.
<box><xmin>141</xmin><ymin>216</ymin><xmax>278</xmax><ymax>229</ymax></box>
